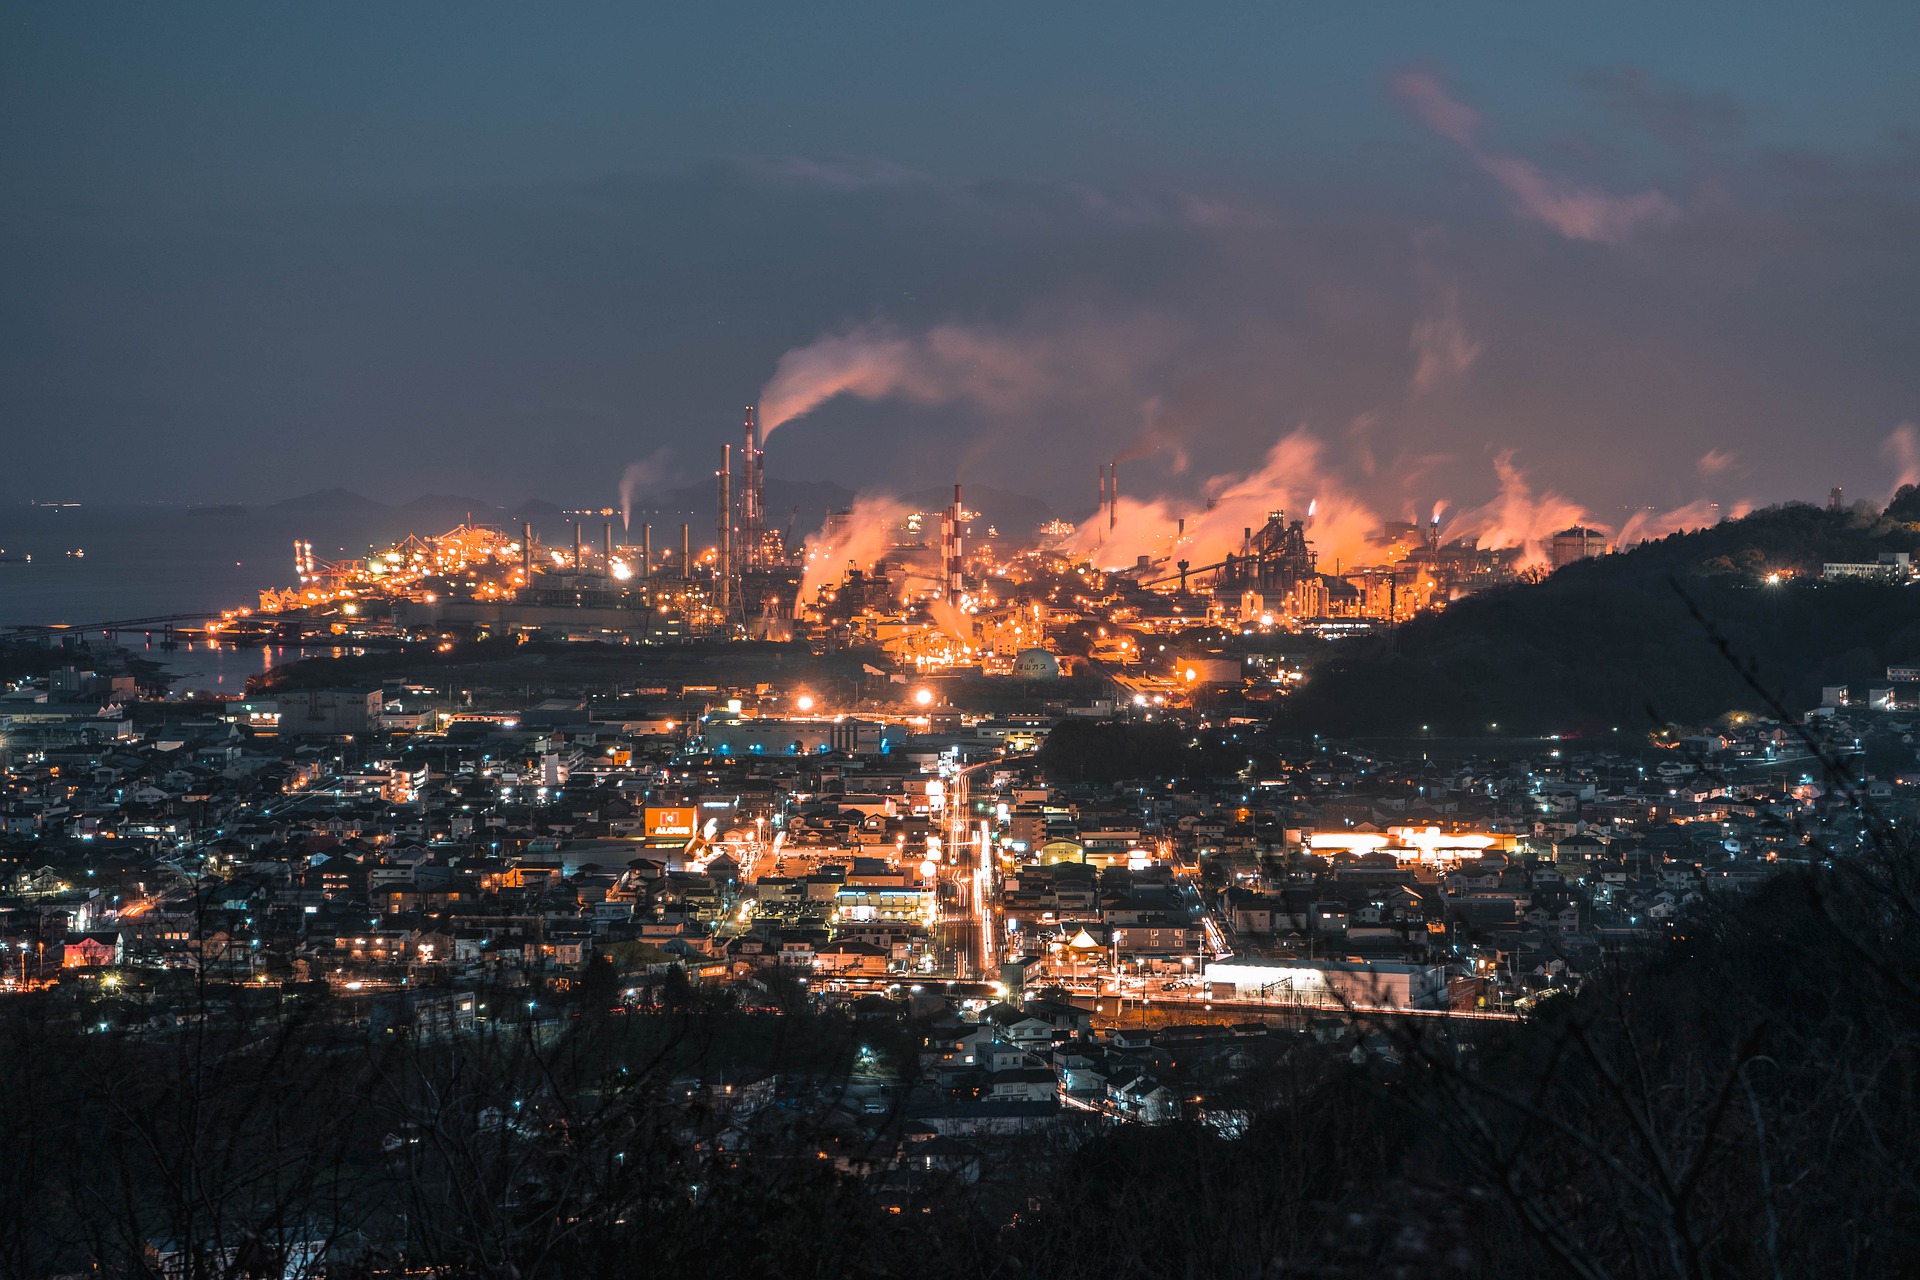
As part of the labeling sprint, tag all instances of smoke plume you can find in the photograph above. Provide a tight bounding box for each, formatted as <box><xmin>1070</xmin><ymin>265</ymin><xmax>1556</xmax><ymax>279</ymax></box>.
<box><xmin>617</xmin><ymin>449</ymin><xmax>671</xmax><ymax>534</ymax></box>
<box><xmin>927</xmin><ymin>597</ymin><xmax>974</xmax><ymax>646</ymax></box>
<box><xmin>756</xmin><ymin>314</ymin><xmax>1184</xmax><ymax>435</ymax></box>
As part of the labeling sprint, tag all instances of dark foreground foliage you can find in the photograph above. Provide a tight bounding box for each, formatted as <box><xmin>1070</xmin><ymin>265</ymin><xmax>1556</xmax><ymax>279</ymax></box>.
<box><xmin>1037</xmin><ymin>718</ymin><xmax>1253</xmax><ymax>784</ymax></box>
<box><xmin>3</xmin><ymin>838</ymin><xmax>1917</xmax><ymax>1279</ymax></box>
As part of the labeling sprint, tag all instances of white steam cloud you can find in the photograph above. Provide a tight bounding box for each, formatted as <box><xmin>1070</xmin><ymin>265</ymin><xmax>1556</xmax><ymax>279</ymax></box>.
<box><xmin>1616</xmin><ymin>499</ymin><xmax>1724</xmax><ymax>547</ymax></box>
<box><xmin>1075</xmin><ymin>428</ymin><xmax>1381</xmax><ymax>575</ymax></box>
<box><xmin>1883</xmin><ymin>423</ymin><xmax>1920</xmax><ymax>499</ymax></box>
<box><xmin>1445</xmin><ymin>451</ymin><xmax>1593</xmax><ymax>570</ymax></box>
<box><xmin>799</xmin><ymin>493</ymin><xmax>912</xmax><ymax>601</ymax></box>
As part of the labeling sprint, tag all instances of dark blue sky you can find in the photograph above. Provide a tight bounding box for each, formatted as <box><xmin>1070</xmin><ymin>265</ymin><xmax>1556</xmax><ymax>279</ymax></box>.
<box><xmin>5</xmin><ymin>2</ymin><xmax>1919</xmax><ymax>531</ymax></box>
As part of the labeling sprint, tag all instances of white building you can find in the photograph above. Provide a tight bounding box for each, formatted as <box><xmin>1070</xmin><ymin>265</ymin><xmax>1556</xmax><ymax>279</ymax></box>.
<box><xmin>1203</xmin><ymin>959</ymin><xmax>1449</xmax><ymax>1010</ymax></box>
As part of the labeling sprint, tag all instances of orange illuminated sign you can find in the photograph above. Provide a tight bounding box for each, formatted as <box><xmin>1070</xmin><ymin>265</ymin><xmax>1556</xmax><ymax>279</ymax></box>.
<box><xmin>645</xmin><ymin>807</ymin><xmax>700</xmax><ymax>839</ymax></box>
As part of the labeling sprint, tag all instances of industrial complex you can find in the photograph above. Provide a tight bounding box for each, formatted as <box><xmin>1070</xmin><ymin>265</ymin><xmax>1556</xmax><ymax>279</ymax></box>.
<box><xmin>205</xmin><ymin>403</ymin><xmax>1618</xmax><ymax>712</ymax></box>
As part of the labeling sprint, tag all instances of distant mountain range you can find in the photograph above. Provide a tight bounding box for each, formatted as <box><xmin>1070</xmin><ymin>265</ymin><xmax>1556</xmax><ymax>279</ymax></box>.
<box><xmin>905</xmin><ymin>484</ymin><xmax>1054</xmax><ymax>540</ymax></box>
<box><xmin>622</xmin><ymin>479</ymin><xmax>859</xmax><ymax>543</ymax></box>
<box><xmin>614</xmin><ymin>479</ymin><xmax>1054</xmax><ymax>544</ymax></box>
<box><xmin>270</xmin><ymin>488</ymin><xmax>389</xmax><ymax>513</ymax></box>
<box><xmin>269</xmin><ymin>491</ymin><xmax>571</xmax><ymax>521</ymax></box>
<box><xmin>264</xmin><ymin>481</ymin><xmax>1054</xmax><ymax>544</ymax></box>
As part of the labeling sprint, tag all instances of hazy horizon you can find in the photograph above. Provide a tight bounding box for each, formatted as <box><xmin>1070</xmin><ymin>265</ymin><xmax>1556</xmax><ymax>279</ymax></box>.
<box><xmin>7</xmin><ymin>4</ymin><xmax>1919</xmax><ymax>538</ymax></box>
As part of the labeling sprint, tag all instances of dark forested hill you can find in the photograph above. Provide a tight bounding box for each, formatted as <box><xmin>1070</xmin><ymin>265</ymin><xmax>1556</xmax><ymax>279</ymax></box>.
<box><xmin>1280</xmin><ymin>503</ymin><xmax>1920</xmax><ymax>737</ymax></box>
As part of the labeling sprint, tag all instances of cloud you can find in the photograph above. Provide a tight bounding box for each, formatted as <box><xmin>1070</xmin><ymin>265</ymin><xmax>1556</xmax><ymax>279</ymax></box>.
<box><xmin>1409</xmin><ymin>284</ymin><xmax>1483</xmax><ymax>395</ymax></box>
<box><xmin>1696</xmin><ymin>448</ymin><xmax>1738</xmax><ymax>478</ymax></box>
<box><xmin>743</xmin><ymin>155</ymin><xmax>934</xmax><ymax>190</ymax></box>
<box><xmin>1394</xmin><ymin>69</ymin><xmax>1482</xmax><ymax>146</ymax></box>
<box><xmin>1581</xmin><ymin>66</ymin><xmax>1747</xmax><ymax>163</ymax></box>
<box><xmin>1113</xmin><ymin>397</ymin><xmax>1192</xmax><ymax>473</ymax></box>
<box><xmin>10</xmin><ymin>124</ymin><xmax>1919</xmax><ymax>520</ymax></box>
<box><xmin>1393</xmin><ymin>70</ymin><xmax>1681</xmax><ymax>243</ymax></box>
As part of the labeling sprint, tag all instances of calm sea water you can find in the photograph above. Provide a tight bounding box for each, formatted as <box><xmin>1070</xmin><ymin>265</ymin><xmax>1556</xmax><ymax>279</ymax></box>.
<box><xmin>0</xmin><ymin>503</ymin><xmax>470</xmax><ymax>692</ymax></box>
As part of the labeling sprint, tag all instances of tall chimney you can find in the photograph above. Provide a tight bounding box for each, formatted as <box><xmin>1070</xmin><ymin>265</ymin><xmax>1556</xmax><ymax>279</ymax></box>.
<box><xmin>680</xmin><ymin>523</ymin><xmax>691</xmax><ymax>577</ymax></box>
<box><xmin>742</xmin><ymin>407</ymin><xmax>759</xmax><ymax>570</ymax></box>
<box><xmin>521</xmin><ymin>521</ymin><xmax>532</xmax><ymax>584</ymax></box>
<box><xmin>642</xmin><ymin>523</ymin><xmax>653</xmax><ymax>579</ymax></box>
<box><xmin>717</xmin><ymin>444</ymin><xmax>732</xmax><ymax>613</ymax></box>
<box><xmin>1109</xmin><ymin>462</ymin><xmax>1117</xmax><ymax>532</ymax></box>
<box><xmin>602</xmin><ymin>522</ymin><xmax>613</xmax><ymax>566</ymax></box>
<box><xmin>572</xmin><ymin>521</ymin><xmax>582</xmax><ymax>571</ymax></box>
<box><xmin>944</xmin><ymin>483</ymin><xmax>964</xmax><ymax>603</ymax></box>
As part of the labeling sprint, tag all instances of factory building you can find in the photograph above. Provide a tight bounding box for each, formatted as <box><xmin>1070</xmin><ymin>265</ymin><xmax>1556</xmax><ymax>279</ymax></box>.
<box><xmin>696</xmin><ymin>716</ymin><xmax>889</xmax><ymax>756</ymax></box>
<box><xmin>1203</xmin><ymin>959</ymin><xmax>1449</xmax><ymax>1010</ymax></box>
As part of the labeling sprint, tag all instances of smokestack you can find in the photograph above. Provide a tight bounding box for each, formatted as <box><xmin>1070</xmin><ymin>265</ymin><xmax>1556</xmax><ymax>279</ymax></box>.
<box><xmin>680</xmin><ymin>523</ymin><xmax>691</xmax><ymax>577</ymax></box>
<box><xmin>1098</xmin><ymin>466</ymin><xmax>1106</xmax><ymax>525</ymax></box>
<box><xmin>602</xmin><ymin>522</ymin><xmax>613</xmax><ymax>566</ymax></box>
<box><xmin>1109</xmin><ymin>462</ymin><xmax>1117</xmax><ymax>532</ymax></box>
<box><xmin>717</xmin><ymin>444</ymin><xmax>732</xmax><ymax>612</ymax></box>
<box><xmin>572</xmin><ymin>521</ymin><xmax>582</xmax><ymax>572</ymax></box>
<box><xmin>742</xmin><ymin>407</ymin><xmax>759</xmax><ymax>570</ymax></box>
<box><xmin>521</xmin><ymin>521</ymin><xmax>532</xmax><ymax>584</ymax></box>
<box><xmin>943</xmin><ymin>483</ymin><xmax>964</xmax><ymax>603</ymax></box>
<box><xmin>642</xmin><ymin>523</ymin><xmax>653</xmax><ymax>579</ymax></box>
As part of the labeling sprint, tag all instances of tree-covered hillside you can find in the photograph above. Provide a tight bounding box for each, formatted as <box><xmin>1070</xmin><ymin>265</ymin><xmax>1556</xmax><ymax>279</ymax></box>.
<box><xmin>1281</xmin><ymin>503</ymin><xmax>1920</xmax><ymax>737</ymax></box>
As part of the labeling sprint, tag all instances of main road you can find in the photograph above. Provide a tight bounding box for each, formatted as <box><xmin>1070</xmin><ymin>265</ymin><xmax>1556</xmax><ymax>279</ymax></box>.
<box><xmin>930</xmin><ymin>754</ymin><xmax>1008</xmax><ymax>980</ymax></box>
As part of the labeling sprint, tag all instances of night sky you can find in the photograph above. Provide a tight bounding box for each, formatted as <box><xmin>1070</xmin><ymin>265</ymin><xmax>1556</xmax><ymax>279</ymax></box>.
<box><xmin>5</xmin><ymin>2</ymin><xmax>1919</xmax><ymax>530</ymax></box>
